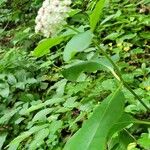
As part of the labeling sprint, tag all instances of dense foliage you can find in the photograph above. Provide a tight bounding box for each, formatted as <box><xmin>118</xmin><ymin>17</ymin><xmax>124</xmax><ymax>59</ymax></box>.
<box><xmin>0</xmin><ymin>0</ymin><xmax>150</xmax><ymax>150</ymax></box>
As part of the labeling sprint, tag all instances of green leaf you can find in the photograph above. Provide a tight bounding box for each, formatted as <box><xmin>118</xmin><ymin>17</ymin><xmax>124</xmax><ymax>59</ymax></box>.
<box><xmin>63</xmin><ymin>31</ymin><xmax>93</xmax><ymax>62</ymax></box>
<box><xmin>108</xmin><ymin>113</ymin><xmax>134</xmax><ymax>138</ymax></box>
<box><xmin>29</xmin><ymin>128</ymin><xmax>50</xmax><ymax>150</ymax></box>
<box><xmin>62</xmin><ymin>57</ymin><xmax>118</xmax><ymax>81</ymax></box>
<box><xmin>138</xmin><ymin>132</ymin><xmax>150</xmax><ymax>150</ymax></box>
<box><xmin>0</xmin><ymin>83</ymin><xmax>9</xmax><ymax>98</ymax></box>
<box><xmin>140</xmin><ymin>32</ymin><xmax>150</xmax><ymax>39</ymax></box>
<box><xmin>33</xmin><ymin>36</ymin><xmax>64</xmax><ymax>57</ymax></box>
<box><xmin>90</xmin><ymin>0</ymin><xmax>106</xmax><ymax>31</ymax></box>
<box><xmin>32</xmin><ymin>108</ymin><xmax>54</xmax><ymax>122</ymax></box>
<box><xmin>62</xmin><ymin>61</ymin><xmax>103</xmax><ymax>81</ymax></box>
<box><xmin>120</xmin><ymin>33</ymin><xmax>137</xmax><ymax>41</ymax></box>
<box><xmin>0</xmin><ymin>108</ymin><xmax>20</xmax><ymax>125</ymax></box>
<box><xmin>104</xmin><ymin>32</ymin><xmax>121</xmax><ymax>40</ymax></box>
<box><xmin>108</xmin><ymin>130</ymin><xmax>135</xmax><ymax>150</ymax></box>
<box><xmin>0</xmin><ymin>132</ymin><xmax>8</xmax><ymax>149</ymax></box>
<box><xmin>49</xmin><ymin>120</ymin><xmax>63</xmax><ymax>134</ymax></box>
<box><xmin>20</xmin><ymin>98</ymin><xmax>64</xmax><ymax>115</ymax></box>
<box><xmin>8</xmin><ymin>124</ymin><xmax>49</xmax><ymax>150</ymax></box>
<box><xmin>118</xmin><ymin>130</ymin><xmax>135</xmax><ymax>150</ymax></box>
<box><xmin>0</xmin><ymin>0</ymin><xmax>6</xmax><ymax>6</ymax></box>
<box><xmin>63</xmin><ymin>86</ymin><xmax>125</xmax><ymax>150</ymax></box>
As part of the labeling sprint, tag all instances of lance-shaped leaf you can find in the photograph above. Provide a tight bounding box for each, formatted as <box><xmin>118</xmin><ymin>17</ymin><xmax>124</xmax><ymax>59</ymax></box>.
<box><xmin>63</xmin><ymin>31</ymin><xmax>93</xmax><ymax>62</ymax></box>
<box><xmin>63</xmin><ymin>86</ymin><xmax>125</xmax><ymax>150</ymax></box>
<box><xmin>90</xmin><ymin>0</ymin><xmax>106</xmax><ymax>31</ymax></box>
<box><xmin>33</xmin><ymin>36</ymin><xmax>64</xmax><ymax>57</ymax></box>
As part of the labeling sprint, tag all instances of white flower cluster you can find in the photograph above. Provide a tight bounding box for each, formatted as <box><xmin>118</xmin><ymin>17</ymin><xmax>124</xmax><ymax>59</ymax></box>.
<box><xmin>35</xmin><ymin>0</ymin><xmax>71</xmax><ymax>37</ymax></box>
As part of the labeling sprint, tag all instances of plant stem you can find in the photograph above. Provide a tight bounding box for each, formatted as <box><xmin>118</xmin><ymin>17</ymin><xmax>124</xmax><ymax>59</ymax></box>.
<box><xmin>64</xmin><ymin>25</ymin><xmax>80</xmax><ymax>34</ymax></box>
<box><xmin>93</xmin><ymin>40</ymin><xmax>150</xmax><ymax>112</ymax></box>
<box><xmin>65</xmin><ymin>25</ymin><xmax>150</xmax><ymax>112</ymax></box>
<box><xmin>134</xmin><ymin>120</ymin><xmax>150</xmax><ymax>125</ymax></box>
<box><xmin>123</xmin><ymin>82</ymin><xmax>150</xmax><ymax>111</ymax></box>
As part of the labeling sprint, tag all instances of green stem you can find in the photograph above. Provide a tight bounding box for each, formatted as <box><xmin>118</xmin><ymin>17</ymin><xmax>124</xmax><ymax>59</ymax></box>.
<box><xmin>93</xmin><ymin>40</ymin><xmax>123</xmax><ymax>80</ymax></box>
<box><xmin>123</xmin><ymin>129</ymin><xmax>137</xmax><ymax>142</ymax></box>
<box><xmin>123</xmin><ymin>82</ymin><xmax>150</xmax><ymax>111</ymax></box>
<box><xmin>65</xmin><ymin>25</ymin><xmax>150</xmax><ymax>112</ymax></box>
<box><xmin>134</xmin><ymin>120</ymin><xmax>150</xmax><ymax>125</ymax></box>
<box><xmin>93</xmin><ymin>40</ymin><xmax>150</xmax><ymax>112</ymax></box>
<box><xmin>64</xmin><ymin>25</ymin><xmax>80</xmax><ymax>34</ymax></box>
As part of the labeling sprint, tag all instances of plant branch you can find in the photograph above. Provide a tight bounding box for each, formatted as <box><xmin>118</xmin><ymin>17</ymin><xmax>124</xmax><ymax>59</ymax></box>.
<box><xmin>65</xmin><ymin>26</ymin><xmax>150</xmax><ymax>112</ymax></box>
<box><xmin>93</xmin><ymin>40</ymin><xmax>150</xmax><ymax>112</ymax></box>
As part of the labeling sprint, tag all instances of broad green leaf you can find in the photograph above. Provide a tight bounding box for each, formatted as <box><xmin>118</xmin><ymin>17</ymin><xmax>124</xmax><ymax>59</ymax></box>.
<box><xmin>62</xmin><ymin>61</ymin><xmax>103</xmax><ymax>81</ymax></box>
<box><xmin>8</xmin><ymin>124</ymin><xmax>49</xmax><ymax>150</ymax></box>
<box><xmin>0</xmin><ymin>132</ymin><xmax>8</xmax><ymax>149</ymax></box>
<box><xmin>90</xmin><ymin>0</ymin><xmax>106</xmax><ymax>31</ymax></box>
<box><xmin>137</xmin><ymin>132</ymin><xmax>150</xmax><ymax>150</ymax></box>
<box><xmin>33</xmin><ymin>36</ymin><xmax>64</xmax><ymax>57</ymax></box>
<box><xmin>62</xmin><ymin>58</ymin><xmax>118</xmax><ymax>81</ymax></box>
<box><xmin>63</xmin><ymin>31</ymin><xmax>93</xmax><ymax>62</ymax></box>
<box><xmin>64</xmin><ymin>86</ymin><xmax>125</xmax><ymax>150</ymax></box>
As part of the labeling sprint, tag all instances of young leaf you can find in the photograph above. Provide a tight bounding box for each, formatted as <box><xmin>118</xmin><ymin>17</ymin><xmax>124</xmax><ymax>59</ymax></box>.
<box><xmin>64</xmin><ymin>85</ymin><xmax>125</xmax><ymax>150</ymax></box>
<box><xmin>63</xmin><ymin>31</ymin><xmax>93</xmax><ymax>62</ymax></box>
<box><xmin>33</xmin><ymin>36</ymin><xmax>64</xmax><ymax>57</ymax></box>
<box><xmin>90</xmin><ymin>0</ymin><xmax>106</xmax><ymax>31</ymax></box>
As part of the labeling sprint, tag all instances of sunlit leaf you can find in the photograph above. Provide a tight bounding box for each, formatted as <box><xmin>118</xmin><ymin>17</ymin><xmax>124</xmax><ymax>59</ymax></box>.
<box><xmin>63</xmin><ymin>31</ymin><xmax>93</xmax><ymax>62</ymax></box>
<box><xmin>90</xmin><ymin>0</ymin><xmax>106</xmax><ymax>31</ymax></box>
<box><xmin>64</xmin><ymin>86</ymin><xmax>125</xmax><ymax>150</ymax></box>
<box><xmin>33</xmin><ymin>36</ymin><xmax>64</xmax><ymax>57</ymax></box>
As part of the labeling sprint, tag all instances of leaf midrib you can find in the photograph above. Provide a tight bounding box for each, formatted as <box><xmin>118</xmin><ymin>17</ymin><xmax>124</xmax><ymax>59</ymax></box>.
<box><xmin>85</xmin><ymin>85</ymin><xmax>122</xmax><ymax>150</ymax></box>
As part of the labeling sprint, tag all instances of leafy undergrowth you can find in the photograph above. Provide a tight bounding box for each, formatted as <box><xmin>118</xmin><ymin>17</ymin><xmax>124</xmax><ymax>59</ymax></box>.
<box><xmin>0</xmin><ymin>0</ymin><xmax>150</xmax><ymax>150</ymax></box>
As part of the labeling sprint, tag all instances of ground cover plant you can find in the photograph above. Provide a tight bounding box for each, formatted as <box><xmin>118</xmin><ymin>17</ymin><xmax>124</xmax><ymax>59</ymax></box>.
<box><xmin>0</xmin><ymin>0</ymin><xmax>150</xmax><ymax>149</ymax></box>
